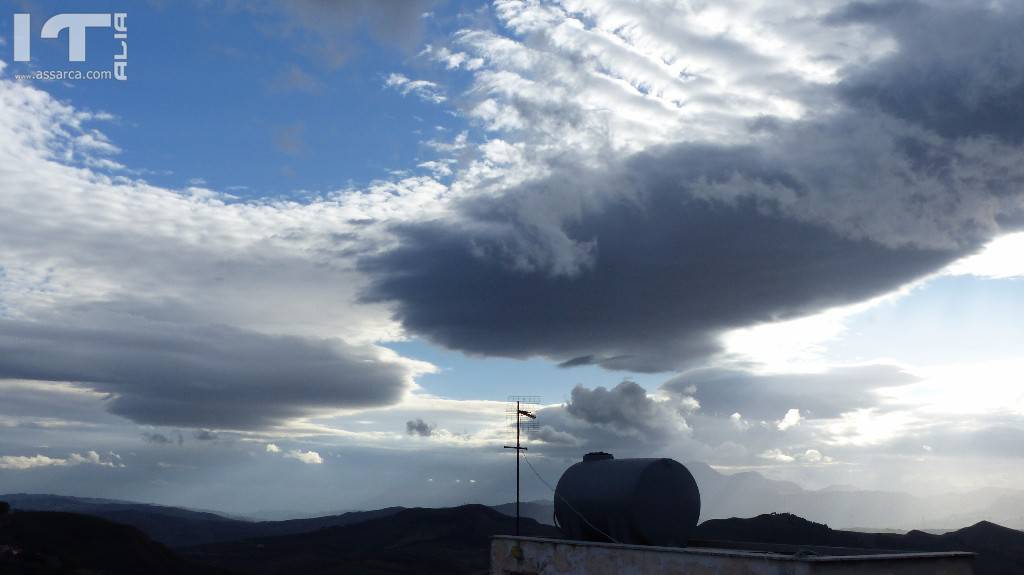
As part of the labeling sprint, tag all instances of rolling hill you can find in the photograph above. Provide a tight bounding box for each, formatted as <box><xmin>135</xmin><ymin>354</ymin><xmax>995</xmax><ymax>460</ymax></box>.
<box><xmin>485</xmin><ymin>463</ymin><xmax>1024</xmax><ymax>532</ymax></box>
<box><xmin>695</xmin><ymin>512</ymin><xmax>1024</xmax><ymax>575</ymax></box>
<box><xmin>686</xmin><ymin>462</ymin><xmax>1024</xmax><ymax>531</ymax></box>
<box><xmin>9</xmin><ymin>459</ymin><xmax>1024</xmax><ymax>538</ymax></box>
<box><xmin>4</xmin><ymin>497</ymin><xmax>1021</xmax><ymax>575</ymax></box>
<box><xmin>182</xmin><ymin>504</ymin><xmax>561</xmax><ymax>575</ymax></box>
<box><xmin>0</xmin><ymin>493</ymin><xmax>404</xmax><ymax>547</ymax></box>
<box><xmin>0</xmin><ymin>510</ymin><xmax>220</xmax><ymax>574</ymax></box>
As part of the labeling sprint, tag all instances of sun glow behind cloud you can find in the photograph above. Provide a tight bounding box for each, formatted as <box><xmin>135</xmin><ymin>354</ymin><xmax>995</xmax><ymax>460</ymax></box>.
<box><xmin>946</xmin><ymin>232</ymin><xmax>1024</xmax><ymax>279</ymax></box>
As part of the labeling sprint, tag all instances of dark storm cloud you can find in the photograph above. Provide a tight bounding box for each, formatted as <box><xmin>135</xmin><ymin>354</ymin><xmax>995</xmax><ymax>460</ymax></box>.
<box><xmin>565</xmin><ymin>381</ymin><xmax>683</xmax><ymax>438</ymax></box>
<box><xmin>0</xmin><ymin>380</ymin><xmax>121</xmax><ymax>429</ymax></box>
<box><xmin>405</xmin><ymin>418</ymin><xmax>434</xmax><ymax>437</ymax></box>
<box><xmin>664</xmin><ymin>364</ymin><xmax>918</xmax><ymax>420</ymax></box>
<box><xmin>530</xmin><ymin>425</ymin><xmax>579</xmax><ymax>446</ymax></box>
<box><xmin>0</xmin><ymin>300</ymin><xmax>417</xmax><ymax>429</ymax></box>
<box><xmin>834</xmin><ymin>1</ymin><xmax>1024</xmax><ymax>142</ymax></box>
<box><xmin>360</xmin><ymin>2</ymin><xmax>1024</xmax><ymax>372</ymax></box>
<box><xmin>361</xmin><ymin>142</ymin><xmax>959</xmax><ymax>372</ymax></box>
<box><xmin>823</xmin><ymin>0</ymin><xmax>922</xmax><ymax>24</ymax></box>
<box><xmin>526</xmin><ymin>381</ymin><xmax>698</xmax><ymax>456</ymax></box>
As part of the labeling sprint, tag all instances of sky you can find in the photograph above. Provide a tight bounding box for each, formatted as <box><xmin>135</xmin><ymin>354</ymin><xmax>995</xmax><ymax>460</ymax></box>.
<box><xmin>0</xmin><ymin>0</ymin><xmax>1023</xmax><ymax>517</ymax></box>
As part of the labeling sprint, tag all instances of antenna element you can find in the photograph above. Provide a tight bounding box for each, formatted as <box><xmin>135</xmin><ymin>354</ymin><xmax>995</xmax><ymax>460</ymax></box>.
<box><xmin>504</xmin><ymin>395</ymin><xmax>540</xmax><ymax>536</ymax></box>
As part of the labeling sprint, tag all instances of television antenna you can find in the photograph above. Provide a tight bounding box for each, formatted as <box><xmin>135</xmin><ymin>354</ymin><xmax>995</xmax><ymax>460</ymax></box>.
<box><xmin>504</xmin><ymin>395</ymin><xmax>539</xmax><ymax>536</ymax></box>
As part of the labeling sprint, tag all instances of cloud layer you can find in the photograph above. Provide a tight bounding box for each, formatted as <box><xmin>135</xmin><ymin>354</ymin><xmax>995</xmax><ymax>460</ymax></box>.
<box><xmin>0</xmin><ymin>59</ymin><xmax>438</xmax><ymax>430</ymax></box>
<box><xmin>361</xmin><ymin>0</ymin><xmax>1024</xmax><ymax>372</ymax></box>
<box><xmin>0</xmin><ymin>450</ymin><xmax>119</xmax><ymax>470</ymax></box>
<box><xmin>0</xmin><ymin>305</ymin><xmax>420</xmax><ymax>429</ymax></box>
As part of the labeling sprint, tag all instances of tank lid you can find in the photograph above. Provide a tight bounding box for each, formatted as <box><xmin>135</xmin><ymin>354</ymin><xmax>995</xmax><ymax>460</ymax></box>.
<box><xmin>582</xmin><ymin>451</ymin><xmax>614</xmax><ymax>462</ymax></box>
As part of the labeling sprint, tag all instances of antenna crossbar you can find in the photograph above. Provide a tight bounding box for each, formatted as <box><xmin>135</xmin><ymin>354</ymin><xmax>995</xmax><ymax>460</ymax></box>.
<box><xmin>504</xmin><ymin>395</ymin><xmax>540</xmax><ymax>536</ymax></box>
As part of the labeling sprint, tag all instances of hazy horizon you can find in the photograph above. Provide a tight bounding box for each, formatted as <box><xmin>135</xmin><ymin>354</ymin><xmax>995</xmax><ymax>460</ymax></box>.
<box><xmin>6</xmin><ymin>458</ymin><xmax>1024</xmax><ymax>534</ymax></box>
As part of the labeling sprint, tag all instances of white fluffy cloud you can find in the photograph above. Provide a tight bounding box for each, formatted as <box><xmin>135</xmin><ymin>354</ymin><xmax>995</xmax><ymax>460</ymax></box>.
<box><xmin>0</xmin><ymin>62</ymin><xmax>445</xmax><ymax>429</ymax></box>
<box><xmin>0</xmin><ymin>450</ymin><xmax>119</xmax><ymax>470</ymax></box>
<box><xmin>777</xmin><ymin>408</ymin><xmax>802</xmax><ymax>431</ymax></box>
<box><xmin>759</xmin><ymin>448</ymin><xmax>795</xmax><ymax>463</ymax></box>
<box><xmin>756</xmin><ymin>447</ymin><xmax>832</xmax><ymax>465</ymax></box>
<box><xmin>263</xmin><ymin>443</ymin><xmax>323</xmax><ymax>464</ymax></box>
<box><xmin>284</xmin><ymin>449</ymin><xmax>323</xmax><ymax>465</ymax></box>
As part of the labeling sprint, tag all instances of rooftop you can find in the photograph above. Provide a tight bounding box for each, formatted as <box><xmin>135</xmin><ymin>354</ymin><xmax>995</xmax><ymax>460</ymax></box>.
<box><xmin>491</xmin><ymin>535</ymin><xmax>974</xmax><ymax>575</ymax></box>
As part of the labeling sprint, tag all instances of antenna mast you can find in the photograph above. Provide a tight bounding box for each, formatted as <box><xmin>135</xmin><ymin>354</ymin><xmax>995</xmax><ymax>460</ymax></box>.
<box><xmin>504</xmin><ymin>395</ymin><xmax>539</xmax><ymax>536</ymax></box>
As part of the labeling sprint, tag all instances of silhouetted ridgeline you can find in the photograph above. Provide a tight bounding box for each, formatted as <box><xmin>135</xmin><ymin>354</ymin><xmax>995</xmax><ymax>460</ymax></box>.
<box><xmin>8</xmin><ymin>461</ymin><xmax>1024</xmax><ymax>536</ymax></box>
<box><xmin>3</xmin><ymin>496</ymin><xmax>1023</xmax><ymax>574</ymax></box>
<box><xmin>0</xmin><ymin>509</ymin><xmax>221</xmax><ymax>574</ymax></box>
<box><xmin>694</xmin><ymin>513</ymin><xmax>1024</xmax><ymax>575</ymax></box>
<box><xmin>685</xmin><ymin>461</ymin><xmax>1024</xmax><ymax>531</ymax></box>
<box><xmin>0</xmin><ymin>493</ymin><xmax>405</xmax><ymax>547</ymax></box>
<box><xmin>183</xmin><ymin>504</ymin><xmax>561</xmax><ymax>575</ymax></box>
<box><xmin>489</xmin><ymin>500</ymin><xmax>554</xmax><ymax>526</ymax></box>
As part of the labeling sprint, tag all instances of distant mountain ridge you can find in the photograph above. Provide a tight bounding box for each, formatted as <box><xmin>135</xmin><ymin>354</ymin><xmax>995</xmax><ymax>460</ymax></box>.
<box><xmin>490</xmin><ymin>500</ymin><xmax>555</xmax><ymax>525</ymax></box>
<box><xmin>183</xmin><ymin>504</ymin><xmax>561</xmax><ymax>575</ymax></box>
<box><xmin>490</xmin><ymin>462</ymin><xmax>1024</xmax><ymax>531</ymax></box>
<box><xmin>5</xmin><ymin>459</ymin><xmax>1023</xmax><ymax>542</ymax></box>
<box><xmin>3</xmin><ymin>498</ymin><xmax>1022</xmax><ymax>574</ymax></box>
<box><xmin>0</xmin><ymin>510</ymin><xmax>217</xmax><ymax>574</ymax></box>
<box><xmin>694</xmin><ymin>513</ymin><xmax>1024</xmax><ymax>575</ymax></box>
<box><xmin>0</xmin><ymin>493</ymin><xmax>405</xmax><ymax>547</ymax></box>
<box><xmin>684</xmin><ymin>461</ymin><xmax>1024</xmax><ymax>531</ymax></box>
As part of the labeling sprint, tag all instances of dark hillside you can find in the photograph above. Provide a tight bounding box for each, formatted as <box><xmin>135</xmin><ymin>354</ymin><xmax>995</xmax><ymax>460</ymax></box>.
<box><xmin>0</xmin><ymin>510</ymin><xmax>219</xmax><ymax>575</ymax></box>
<box><xmin>1</xmin><ymin>494</ymin><xmax>404</xmax><ymax>547</ymax></box>
<box><xmin>184</xmin><ymin>504</ymin><xmax>562</xmax><ymax>575</ymax></box>
<box><xmin>695</xmin><ymin>512</ymin><xmax>1024</xmax><ymax>575</ymax></box>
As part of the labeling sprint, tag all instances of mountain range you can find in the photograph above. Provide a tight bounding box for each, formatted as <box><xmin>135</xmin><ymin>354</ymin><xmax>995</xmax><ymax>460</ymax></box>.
<box><xmin>695</xmin><ymin>513</ymin><xmax>1024</xmax><ymax>575</ymax></box>
<box><xmin>0</xmin><ymin>493</ymin><xmax>406</xmax><ymax>548</ymax></box>
<box><xmin>486</xmin><ymin>462</ymin><xmax>1024</xmax><ymax>532</ymax></box>
<box><xmin>687</xmin><ymin>462</ymin><xmax>1024</xmax><ymax>531</ymax></box>
<box><xmin>185</xmin><ymin>504</ymin><xmax>560</xmax><ymax>575</ymax></box>
<box><xmin>3</xmin><ymin>462</ymin><xmax>1024</xmax><ymax>573</ymax></box>
<box><xmin>5</xmin><ymin>459</ymin><xmax>1023</xmax><ymax>542</ymax></box>
<box><xmin>0</xmin><ymin>509</ymin><xmax>218</xmax><ymax>574</ymax></box>
<box><xmin>2</xmin><ymin>500</ymin><xmax>1022</xmax><ymax>574</ymax></box>
<box><xmin>6</xmin><ymin>458</ymin><xmax>1024</xmax><ymax>538</ymax></box>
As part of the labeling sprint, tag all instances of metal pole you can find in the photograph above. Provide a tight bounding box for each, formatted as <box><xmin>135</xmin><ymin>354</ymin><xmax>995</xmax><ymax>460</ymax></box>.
<box><xmin>516</xmin><ymin>400</ymin><xmax>521</xmax><ymax>536</ymax></box>
<box><xmin>504</xmin><ymin>399</ymin><xmax>534</xmax><ymax>537</ymax></box>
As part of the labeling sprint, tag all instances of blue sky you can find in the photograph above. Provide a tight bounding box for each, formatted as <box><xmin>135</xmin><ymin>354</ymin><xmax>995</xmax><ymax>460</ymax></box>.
<box><xmin>828</xmin><ymin>275</ymin><xmax>1024</xmax><ymax>366</ymax></box>
<box><xmin>387</xmin><ymin>340</ymin><xmax>665</xmax><ymax>401</ymax></box>
<box><xmin>1</xmin><ymin>0</ymin><xmax>1023</xmax><ymax>517</ymax></box>
<box><xmin>0</xmin><ymin>0</ymin><xmax>470</xmax><ymax>195</ymax></box>
<box><xmin>0</xmin><ymin>0</ymin><xmax>669</xmax><ymax>403</ymax></box>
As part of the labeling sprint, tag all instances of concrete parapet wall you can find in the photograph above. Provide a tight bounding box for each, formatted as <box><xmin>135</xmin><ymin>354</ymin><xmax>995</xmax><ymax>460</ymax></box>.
<box><xmin>491</xmin><ymin>536</ymin><xmax>974</xmax><ymax>575</ymax></box>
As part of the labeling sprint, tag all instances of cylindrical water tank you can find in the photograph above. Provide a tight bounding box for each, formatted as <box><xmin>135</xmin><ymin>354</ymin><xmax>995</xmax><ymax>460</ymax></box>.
<box><xmin>553</xmin><ymin>452</ymin><xmax>700</xmax><ymax>546</ymax></box>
